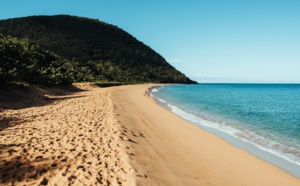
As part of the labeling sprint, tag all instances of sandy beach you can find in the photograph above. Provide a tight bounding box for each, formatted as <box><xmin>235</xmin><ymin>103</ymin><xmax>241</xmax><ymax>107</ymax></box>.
<box><xmin>0</xmin><ymin>84</ymin><xmax>135</xmax><ymax>185</ymax></box>
<box><xmin>1</xmin><ymin>84</ymin><xmax>299</xmax><ymax>185</ymax></box>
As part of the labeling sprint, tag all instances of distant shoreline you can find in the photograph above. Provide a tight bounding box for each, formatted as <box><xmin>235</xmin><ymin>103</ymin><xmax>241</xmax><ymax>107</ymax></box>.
<box><xmin>1</xmin><ymin>84</ymin><xmax>299</xmax><ymax>185</ymax></box>
<box><xmin>114</xmin><ymin>84</ymin><xmax>300</xmax><ymax>185</ymax></box>
<box><xmin>150</xmin><ymin>84</ymin><xmax>300</xmax><ymax>179</ymax></box>
<box><xmin>197</xmin><ymin>83</ymin><xmax>300</xmax><ymax>85</ymax></box>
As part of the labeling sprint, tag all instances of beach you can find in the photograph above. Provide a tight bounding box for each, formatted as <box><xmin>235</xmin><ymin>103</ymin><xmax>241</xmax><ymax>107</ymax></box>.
<box><xmin>1</xmin><ymin>84</ymin><xmax>299</xmax><ymax>185</ymax></box>
<box><xmin>0</xmin><ymin>84</ymin><xmax>135</xmax><ymax>185</ymax></box>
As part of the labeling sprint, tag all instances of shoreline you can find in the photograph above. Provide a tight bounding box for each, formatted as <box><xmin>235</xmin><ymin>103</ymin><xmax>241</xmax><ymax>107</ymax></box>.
<box><xmin>194</xmin><ymin>120</ymin><xmax>300</xmax><ymax>179</ymax></box>
<box><xmin>150</xmin><ymin>85</ymin><xmax>300</xmax><ymax>178</ymax></box>
<box><xmin>115</xmin><ymin>84</ymin><xmax>300</xmax><ymax>185</ymax></box>
<box><xmin>1</xmin><ymin>84</ymin><xmax>299</xmax><ymax>185</ymax></box>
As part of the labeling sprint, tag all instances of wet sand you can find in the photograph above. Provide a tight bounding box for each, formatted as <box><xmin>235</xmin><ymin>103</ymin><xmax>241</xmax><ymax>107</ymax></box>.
<box><xmin>114</xmin><ymin>84</ymin><xmax>300</xmax><ymax>186</ymax></box>
<box><xmin>0</xmin><ymin>84</ymin><xmax>299</xmax><ymax>185</ymax></box>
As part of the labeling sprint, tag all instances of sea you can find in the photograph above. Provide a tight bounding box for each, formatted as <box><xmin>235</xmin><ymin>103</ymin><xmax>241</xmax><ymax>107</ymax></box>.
<box><xmin>150</xmin><ymin>84</ymin><xmax>300</xmax><ymax>178</ymax></box>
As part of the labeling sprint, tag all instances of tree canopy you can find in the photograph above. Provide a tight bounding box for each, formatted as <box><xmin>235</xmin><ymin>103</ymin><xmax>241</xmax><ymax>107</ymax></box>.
<box><xmin>0</xmin><ymin>15</ymin><xmax>197</xmax><ymax>85</ymax></box>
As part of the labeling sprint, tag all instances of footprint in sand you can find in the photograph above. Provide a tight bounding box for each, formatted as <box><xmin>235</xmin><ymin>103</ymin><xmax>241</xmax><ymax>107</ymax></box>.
<box><xmin>40</xmin><ymin>177</ymin><xmax>48</xmax><ymax>185</ymax></box>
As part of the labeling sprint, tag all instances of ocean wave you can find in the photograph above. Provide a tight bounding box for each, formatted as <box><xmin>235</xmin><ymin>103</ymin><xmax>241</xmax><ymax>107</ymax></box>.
<box><xmin>154</xmin><ymin>96</ymin><xmax>300</xmax><ymax>167</ymax></box>
<box><xmin>150</xmin><ymin>86</ymin><xmax>163</xmax><ymax>93</ymax></box>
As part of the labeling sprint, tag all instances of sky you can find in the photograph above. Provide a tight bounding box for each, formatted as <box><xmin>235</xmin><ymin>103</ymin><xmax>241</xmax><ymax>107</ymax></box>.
<box><xmin>1</xmin><ymin>0</ymin><xmax>300</xmax><ymax>83</ymax></box>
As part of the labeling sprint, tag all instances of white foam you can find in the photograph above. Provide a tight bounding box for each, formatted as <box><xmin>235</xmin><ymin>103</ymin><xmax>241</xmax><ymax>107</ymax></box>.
<box><xmin>154</xmin><ymin>97</ymin><xmax>300</xmax><ymax>167</ymax></box>
<box><xmin>151</xmin><ymin>86</ymin><xmax>163</xmax><ymax>93</ymax></box>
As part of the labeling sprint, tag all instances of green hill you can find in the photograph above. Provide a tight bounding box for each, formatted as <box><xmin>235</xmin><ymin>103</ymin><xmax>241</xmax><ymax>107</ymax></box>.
<box><xmin>0</xmin><ymin>15</ymin><xmax>197</xmax><ymax>85</ymax></box>
<box><xmin>0</xmin><ymin>34</ymin><xmax>75</xmax><ymax>85</ymax></box>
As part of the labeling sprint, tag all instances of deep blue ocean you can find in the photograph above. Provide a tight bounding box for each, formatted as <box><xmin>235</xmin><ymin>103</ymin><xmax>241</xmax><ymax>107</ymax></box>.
<box><xmin>151</xmin><ymin>84</ymin><xmax>300</xmax><ymax>177</ymax></box>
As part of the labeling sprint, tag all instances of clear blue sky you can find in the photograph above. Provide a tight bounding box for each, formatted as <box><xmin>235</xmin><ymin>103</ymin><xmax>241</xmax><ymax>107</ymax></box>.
<box><xmin>1</xmin><ymin>0</ymin><xmax>300</xmax><ymax>83</ymax></box>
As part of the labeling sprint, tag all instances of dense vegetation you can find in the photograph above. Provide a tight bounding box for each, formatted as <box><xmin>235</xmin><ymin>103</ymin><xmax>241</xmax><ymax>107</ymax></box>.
<box><xmin>0</xmin><ymin>34</ymin><xmax>74</xmax><ymax>85</ymax></box>
<box><xmin>0</xmin><ymin>15</ymin><xmax>197</xmax><ymax>85</ymax></box>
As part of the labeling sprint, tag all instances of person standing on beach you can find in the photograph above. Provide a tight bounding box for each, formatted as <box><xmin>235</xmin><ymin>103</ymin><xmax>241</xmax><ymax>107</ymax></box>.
<box><xmin>147</xmin><ymin>90</ymin><xmax>150</xmax><ymax>98</ymax></box>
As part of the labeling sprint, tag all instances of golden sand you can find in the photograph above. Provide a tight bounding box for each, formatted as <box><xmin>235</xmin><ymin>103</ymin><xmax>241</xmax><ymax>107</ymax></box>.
<box><xmin>0</xmin><ymin>84</ymin><xmax>299</xmax><ymax>185</ymax></box>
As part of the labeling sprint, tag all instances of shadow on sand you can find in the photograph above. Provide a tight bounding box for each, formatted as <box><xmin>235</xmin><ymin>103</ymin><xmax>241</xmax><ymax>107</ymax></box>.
<box><xmin>0</xmin><ymin>145</ymin><xmax>68</xmax><ymax>185</ymax></box>
<box><xmin>0</xmin><ymin>84</ymin><xmax>89</xmax><ymax>184</ymax></box>
<box><xmin>0</xmin><ymin>84</ymin><xmax>86</xmax><ymax>110</ymax></box>
<box><xmin>0</xmin><ymin>84</ymin><xmax>87</xmax><ymax>132</ymax></box>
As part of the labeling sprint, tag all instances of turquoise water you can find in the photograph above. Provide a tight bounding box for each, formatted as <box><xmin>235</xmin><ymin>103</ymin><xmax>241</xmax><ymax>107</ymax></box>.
<box><xmin>151</xmin><ymin>84</ymin><xmax>300</xmax><ymax>176</ymax></box>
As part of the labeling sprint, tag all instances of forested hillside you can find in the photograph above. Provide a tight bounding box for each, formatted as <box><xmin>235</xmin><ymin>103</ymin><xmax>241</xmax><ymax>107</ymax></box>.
<box><xmin>0</xmin><ymin>15</ymin><xmax>197</xmax><ymax>85</ymax></box>
<box><xmin>0</xmin><ymin>34</ymin><xmax>75</xmax><ymax>85</ymax></box>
